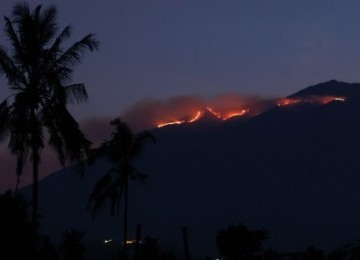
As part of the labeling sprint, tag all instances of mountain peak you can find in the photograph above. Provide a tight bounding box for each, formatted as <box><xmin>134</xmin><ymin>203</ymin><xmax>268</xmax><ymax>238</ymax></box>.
<box><xmin>200</xmin><ymin>108</ymin><xmax>223</xmax><ymax>122</ymax></box>
<box><xmin>288</xmin><ymin>80</ymin><xmax>360</xmax><ymax>100</ymax></box>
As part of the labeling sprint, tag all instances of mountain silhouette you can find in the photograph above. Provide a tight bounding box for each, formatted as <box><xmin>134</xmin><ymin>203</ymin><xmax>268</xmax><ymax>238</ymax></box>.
<box><xmin>289</xmin><ymin>79</ymin><xmax>360</xmax><ymax>100</ymax></box>
<box><xmin>20</xmin><ymin>80</ymin><xmax>360</xmax><ymax>258</ymax></box>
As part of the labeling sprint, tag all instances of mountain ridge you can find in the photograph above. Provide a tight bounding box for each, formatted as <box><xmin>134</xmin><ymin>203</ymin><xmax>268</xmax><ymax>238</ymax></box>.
<box><xmin>289</xmin><ymin>79</ymin><xmax>360</xmax><ymax>100</ymax></box>
<box><xmin>20</xmin><ymin>80</ymin><xmax>360</xmax><ymax>258</ymax></box>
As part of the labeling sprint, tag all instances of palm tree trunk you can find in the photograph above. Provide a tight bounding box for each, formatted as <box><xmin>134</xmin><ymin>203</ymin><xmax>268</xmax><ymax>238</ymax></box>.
<box><xmin>29</xmin><ymin>108</ymin><xmax>39</xmax><ymax>228</ymax></box>
<box><xmin>31</xmin><ymin>149</ymin><xmax>39</xmax><ymax>257</ymax></box>
<box><xmin>182</xmin><ymin>226</ymin><xmax>190</xmax><ymax>260</ymax></box>
<box><xmin>134</xmin><ymin>224</ymin><xmax>142</xmax><ymax>260</ymax></box>
<box><xmin>32</xmin><ymin>152</ymin><xmax>39</xmax><ymax>228</ymax></box>
<box><xmin>123</xmin><ymin>176</ymin><xmax>128</xmax><ymax>260</ymax></box>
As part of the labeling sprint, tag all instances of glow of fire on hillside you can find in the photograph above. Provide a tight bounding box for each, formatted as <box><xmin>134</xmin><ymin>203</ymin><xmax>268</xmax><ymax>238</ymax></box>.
<box><xmin>276</xmin><ymin>96</ymin><xmax>346</xmax><ymax>107</ymax></box>
<box><xmin>157</xmin><ymin>95</ymin><xmax>346</xmax><ymax>128</ymax></box>
<box><xmin>157</xmin><ymin>107</ymin><xmax>250</xmax><ymax>128</ymax></box>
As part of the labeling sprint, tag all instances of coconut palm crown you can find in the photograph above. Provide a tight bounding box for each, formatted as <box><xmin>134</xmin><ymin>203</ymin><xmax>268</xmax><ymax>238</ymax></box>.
<box><xmin>0</xmin><ymin>3</ymin><xmax>99</xmax><ymax>224</ymax></box>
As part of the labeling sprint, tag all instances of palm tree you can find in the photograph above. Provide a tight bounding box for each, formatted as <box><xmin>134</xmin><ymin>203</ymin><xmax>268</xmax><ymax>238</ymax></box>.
<box><xmin>88</xmin><ymin>118</ymin><xmax>155</xmax><ymax>260</ymax></box>
<box><xmin>0</xmin><ymin>3</ymin><xmax>99</xmax><ymax>226</ymax></box>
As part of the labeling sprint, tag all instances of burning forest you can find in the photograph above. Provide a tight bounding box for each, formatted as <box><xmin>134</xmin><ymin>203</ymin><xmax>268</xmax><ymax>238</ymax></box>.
<box><xmin>276</xmin><ymin>95</ymin><xmax>346</xmax><ymax>107</ymax></box>
<box><xmin>121</xmin><ymin>93</ymin><xmax>347</xmax><ymax>131</ymax></box>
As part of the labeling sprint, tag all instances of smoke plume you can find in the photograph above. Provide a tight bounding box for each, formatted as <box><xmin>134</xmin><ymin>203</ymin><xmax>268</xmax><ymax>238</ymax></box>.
<box><xmin>121</xmin><ymin>93</ymin><xmax>276</xmax><ymax>131</ymax></box>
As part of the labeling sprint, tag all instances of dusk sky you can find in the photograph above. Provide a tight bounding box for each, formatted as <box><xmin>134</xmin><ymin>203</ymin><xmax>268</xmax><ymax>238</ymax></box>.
<box><xmin>2</xmin><ymin>0</ymin><xmax>360</xmax><ymax>191</ymax></box>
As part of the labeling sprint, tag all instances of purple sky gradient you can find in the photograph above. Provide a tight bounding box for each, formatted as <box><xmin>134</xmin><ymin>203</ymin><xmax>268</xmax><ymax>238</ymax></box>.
<box><xmin>1</xmin><ymin>0</ymin><xmax>360</xmax><ymax>191</ymax></box>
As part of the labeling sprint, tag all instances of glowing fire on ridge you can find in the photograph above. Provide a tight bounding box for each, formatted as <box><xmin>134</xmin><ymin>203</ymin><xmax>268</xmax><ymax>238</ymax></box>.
<box><xmin>188</xmin><ymin>111</ymin><xmax>203</xmax><ymax>123</ymax></box>
<box><xmin>222</xmin><ymin>109</ymin><xmax>249</xmax><ymax>120</ymax></box>
<box><xmin>157</xmin><ymin>120</ymin><xmax>185</xmax><ymax>128</ymax></box>
<box><xmin>277</xmin><ymin>96</ymin><xmax>346</xmax><ymax>107</ymax></box>
<box><xmin>156</xmin><ymin>95</ymin><xmax>347</xmax><ymax>129</ymax></box>
<box><xmin>157</xmin><ymin>107</ymin><xmax>250</xmax><ymax>128</ymax></box>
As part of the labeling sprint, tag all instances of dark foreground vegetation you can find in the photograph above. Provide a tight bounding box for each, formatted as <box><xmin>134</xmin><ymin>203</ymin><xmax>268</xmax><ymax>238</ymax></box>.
<box><xmin>2</xmin><ymin>189</ymin><xmax>360</xmax><ymax>260</ymax></box>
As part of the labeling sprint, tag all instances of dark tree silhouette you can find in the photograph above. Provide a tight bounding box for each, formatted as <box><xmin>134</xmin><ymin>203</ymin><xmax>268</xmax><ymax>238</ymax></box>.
<box><xmin>139</xmin><ymin>236</ymin><xmax>160</xmax><ymax>260</ymax></box>
<box><xmin>0</xmin><ymin>190</ymin><xmax>35</xmax><ymax>259</ymax></box>
<box><xmin>0</xmin><ymin>3</ymin><xmax>98</xmax><ymax>226</ymax></box>
<box><xmin>137</xmin><ymin>236</ymin><xmax>179</xmax><ymax>260</ymax></box>
<box><xmin>216</xmin><ymin>223</ymin><xmax>268</xmax><ymax>260</ymax></box>
<box><xmin>38</xmin><ymin>235</ymin><xmax>59</xmax><ymax>260</ymax></box>
<box><xmin>59</xmin><ymin>229</ymin><xmax>86</xmax><ymax>260</ymax></box>
<box><xmin>327</xmin><ymin>248</ymin><xmax>348</xmax><ymax>260</ymax></box>
<box><xmin>88</xmin><ymin>118</ymin><xmax>155</xmax><ymax>260</ymax></box>
<box><xmin>285</xmin><ymin>246</ymin><xmax>325</xmax><ymax>260</ymax></box>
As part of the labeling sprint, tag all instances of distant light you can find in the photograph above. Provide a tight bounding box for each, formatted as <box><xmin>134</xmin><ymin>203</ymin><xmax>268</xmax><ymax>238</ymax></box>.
<box><xmin>122</xmin><ymin>239</ymin><xmax>142</xmax><ymax>245</ymax></box>
<box><xmin>334</xmin><ymin>97</ymin><xmax>346</xmax><ymax>102</ymax></box>
<box><xmin>104</xmin><ymin>239</ymin><xmax>113</xmax><ymax>244</ymax></box>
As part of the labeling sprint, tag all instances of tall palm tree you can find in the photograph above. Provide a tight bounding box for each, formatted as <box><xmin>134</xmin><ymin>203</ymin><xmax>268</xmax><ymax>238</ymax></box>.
<box><xmin>88</xmin><ymin>118</ymin><xmax>155</xmax><ymax>260</ymax></box>
<box><xmin>0</xmin><ymin>3</ymin><xmax>99</xmax><ymax>226</ymax></box>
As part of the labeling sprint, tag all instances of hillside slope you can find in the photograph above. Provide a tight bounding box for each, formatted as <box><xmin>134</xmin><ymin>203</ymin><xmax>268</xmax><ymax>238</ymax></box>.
<box><xmin>21</xmin><ymin>80</ymin><xmax>360</xmax><ymax>258</ymax></box>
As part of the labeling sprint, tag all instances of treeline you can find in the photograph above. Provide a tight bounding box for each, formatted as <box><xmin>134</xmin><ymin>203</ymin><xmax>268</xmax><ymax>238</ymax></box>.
<box><xmin>1</xmin><ymin>190</ymin><xmax>360</xmax><ymax>260</ymax></box>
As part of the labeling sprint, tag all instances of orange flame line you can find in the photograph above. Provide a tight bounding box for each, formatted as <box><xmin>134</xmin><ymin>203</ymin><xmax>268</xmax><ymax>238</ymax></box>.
<box><xmin>188</xmin><ymin>111</ymin><xmax>203</xmax><ymax>123</ymax></box>
<box><xmin>205</xmin><ymin>107</ymin><xmax>222</xmax><ymax>119</ymax></box>
<box><xmin>157</xmin><ymin>120</ymin><xmax>185</xmax><ymax>128</ymax></box>
<box><xmin>277</xmin><ymin>96</ymin><xmax>346</xmax><ymax>107</ymax></box>
<box><xmin>222</xmin><ymin>109</ymin><xmax>249</xmax><ymax>120</ymax></box>
<box><xmin>157</xmin><ymin>106</ymin><xmax>250</xmax><ymax>128</ymax></box>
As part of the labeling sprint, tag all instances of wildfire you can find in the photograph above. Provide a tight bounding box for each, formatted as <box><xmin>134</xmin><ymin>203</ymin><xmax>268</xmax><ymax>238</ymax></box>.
<box><xmin>222</xmin><ymin>109</ymin><xmax>249</xmax><ymax>120</ymax></box>
<box><xmin>277</xmin><ymin>96</ymin><xmax>346</xmax><ymax>107</ymax></box>
<box><xmin>157</xmin><ymin>120</ymin><xmax>185</xmax><ymax>128</ymax></box>
<box><xmin>156</xmin><ymin>95</ymin><xmax>347</xmax><ymax>129</ymax></box>
<box><xmin>188</xmin><ymin>111</ymin><xmax>203</xmax><ymax>123</ymax></box>
<box><xmin>157</xmin><ymin>107</ymin><xmax>250</xmax><ymax>128</ymax></box>
<box><xmin>205</xmin><ymin>107</ymin><xmax>222</xmax><ymax>119</ymax></box>
<box><xmin>205</xmin><ymin>107</ymin><xmax>249</xmax><ymax>120</ymax></box>
<box><xmin>276</xmin><ymin>98</ymin><xmax>301</xmax><ymax>107</ymax></box>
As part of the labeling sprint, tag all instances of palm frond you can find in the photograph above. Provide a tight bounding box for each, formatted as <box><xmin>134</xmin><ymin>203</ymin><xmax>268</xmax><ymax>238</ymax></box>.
<box><xmin>3</xmin><ymin>16</ymin><xmax>23</xmax><ymax>60</ymax></box>
<box><xmin>43</xmin><ymin>109</ymin><xmax>66</xmax><ymax>165</ymax></box>
<box><xmin>88</xmin><ymin>168</ymin><xmax>124</xmax><ymax>219</ymax></box>
<box><xmin>46</xmin><ymin>25</ymin><xmax>72</xmax><ymax>61</ymax></box>
<box><xmin>43</xmin><ymin>104</ymin><xmax>91</xmax><ymax>165</ymax></box>
<box><xmin>0</xmin><ymin>100</ymin><xmax>10</xmax><ymax>143</ymax></box>
<box><xmin>131</xmin><ymin>130</ymin><xmax>155</xmax><ymax>158</ymax></box>
<box><xmin>16</xmin><ymin>150</ymin><xmax>26</xmax><ymax>177</ymax></box>
<box><xmin>49</xmin><ymin>132</ymin><xmax>66</xmax><ymax>165</ymax></box>
<box><xmin>32</xmin><ymin>5</ymin><xmax>42</xmax><ymax>21</ymax></box>
<box><xmin>12</xmin><ymin>3</ymin><xmax>33</xmax><ymax>50</ymax></box>
<box><xmin>37</xmin><ymin>5</ymin><xmax>57</xmax><ymax>46</ymax></box>
<box><xmin>107</xmin><ymin>119</ymin><xmax>134</xmax><ymax>160</ymax></box>
<box><xmin>129</xmin><ymin>168</ymin><xmax>147</xmax><ymax>182</ymax></box>
<box><xmin>54</xmin><ymin>66</ymin><xmax>73</xmax><ymax>83</ymax></box>
<box><xmin>64</xmin><ymin>83</ymin><xmax>88</xmax><ymax>104</ymax></box>
<box><xmin>0</xmin><ymin>46</ymin><xmax>27</xmax><ymax>88</ymax></box>
<box><xmin>87</xmin><ymin>143</ymin><xmax>109</xmax><ymax>165</ymax></box>
<box><xmin>57</xmin><ymin>34</ymin><xmax>99</xmax><ymax>67</ymax></box>
<box><xmin>8</xmin><ymin>118</ymin><xmax>30</xmax><ymax>177</ymax></box>
<box><xmin>12</xmin><ymin>2</ymin><xmax>30</xmax><ymax>23</ymax></box>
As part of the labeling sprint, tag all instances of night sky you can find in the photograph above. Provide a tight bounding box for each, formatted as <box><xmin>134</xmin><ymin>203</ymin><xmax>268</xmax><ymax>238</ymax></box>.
<box><xmin>1</xmin><ymin>0</ymin><xmax>360</xmax><ymax>191</ymax></box>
